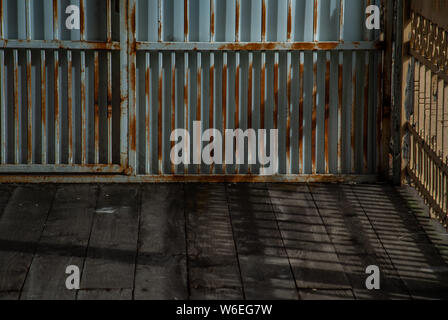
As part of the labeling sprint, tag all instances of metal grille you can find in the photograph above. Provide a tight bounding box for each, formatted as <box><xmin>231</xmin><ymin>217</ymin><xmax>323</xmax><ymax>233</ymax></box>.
<box><xmin>0</xmin><ymin>0</ymin><xmax>385</xmax><ymax>181</ymax></box>
<box><xmin>0</xmin><ymin>0</ymin><xmax>127</xmax><ymax>174</ymax></box>
<box><xmin>408</xmin><ymin>1</ymin><xmax>448</xmax><ymax>226</ymax></box>
<box><xmin>129</xmin><ymin>0</ymin><xmax>384</xmax><ymax>177</ymax></box>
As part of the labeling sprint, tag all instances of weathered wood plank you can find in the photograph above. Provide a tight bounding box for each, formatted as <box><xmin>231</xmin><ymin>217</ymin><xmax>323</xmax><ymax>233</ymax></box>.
<box><xmin>299</xmin><ymin>289</ymin><xmax>355</xmax><ymax>300</ymax></box>
<box><xmin>309</xmin><ymin>184</ymin><xmax>410</xmax><ymax>299</ymax></box>
<box><xmin>77</xmin><ymin>289</ymin><xmax>132</xmax><ymax>300</ymax></box>
<box><xmin>0</xmin><ymin>185</ymin><xmax>56</xmax><ymax>292</ymax></box>
<box><xmin>134</xmin><ymin>184</ymin><xmax>188</xmax><ymax>300</ymax></box>
<box><xmin>396</xmin><ymin>186</ymin><xmax>448</xmax><ymax>263</ymax></box>
<box><xmin>0</xmin><ymin>291</ymin><xmax>20</xmax><ymax>300</ymax></box>
<box><xmin>186</xmin><ymin>184</ymin><xmax>243</xmax><ymax>300</ymax></box>
<box><xmin>21</xmin><ymin>185</ymin><xmax>98</xmax><ymax>300</ymax></box>
<box><xmin>353</xmin><ymin>184</ymin><xmax>448</xmax><ymax>300</ymax></box>
<box><xmin>267</xmin><ymin>183</ymin><xmax>350</xmax><ymax>290</ymax></box>
<box><xmin>227</xmin><ymin>183</ymin><xmax>298</xmax><ymax>300</ymax></box>
<box><xmin>0</xmin><ymin>185</ymin><xmax>13</xmax><ymax>217</ymax></box>
<box><xmin>80</xmin><ymin>185</ymin><xmax>140</xmax><ymax>292</ymax></box>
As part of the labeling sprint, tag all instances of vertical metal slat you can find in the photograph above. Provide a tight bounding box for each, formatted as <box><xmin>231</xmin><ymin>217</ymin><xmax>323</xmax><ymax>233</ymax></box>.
<box><xmin>13</xmin><ymin>50</ymin><xmax>19</xmax><ymax>164</ymax></box>
<box><xmin>40</xmin><ymin>50</ymin><xmax>47</xmax><ymax>165</ymax></box>
<box><xmin>94</xmin><ymin>51</ymin><xmax>100</xmax><ymax>164</ymax></box>
<box><xmin>67</xmin><ymin>50</ymin><xmax>73</xmax><ymax>164</ymax></box>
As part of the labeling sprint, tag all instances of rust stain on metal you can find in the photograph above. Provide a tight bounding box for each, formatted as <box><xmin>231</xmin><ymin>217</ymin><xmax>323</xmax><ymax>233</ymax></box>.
<box><xmin>235</xmin><ymin>0</ymin><xmax>240</xmax><ymax>42</ymax></box>
<box><xmin>235</xmin><ymin>64</ymin><xmax>240</xmax><ymax>129</ymax></box>
<box><xmin>291</xmin><ymin>42</ymin><xmax>316</xmax><ymax>50</ymax></box>
<box><xmin>376</xmin><ymin>58</ymin><xmax>383</xmax><ymax>172</ymax></box>
<box><xmin>316</xmin><ymin>42</ymin><xmax>339</xmax><ymax>50</ymax></box>
<box><xmin>129</xmin><ymin>109</ymin><xmax>136</xmax><ymax>159</ymax></box>
<box><xmin>210</xmin><ymin>11</ymin><xmax>215</xmax><ymax>40</ymax></box>
<box><xmin>196</xmin><ymin>62</ymin><xmax>202</xmax><ymax>174</ymax></box>
<box><xmin>129</xmin><ymin>4</ymin><xmax>137</xmax><ymax>59</ymax></box>
<box><xmin>67</xmin><ymin>51</ymin><xmax>73</xmax><ymax>164</ymax></box>
<box><xmin>209</xmin><ymin>62</ymin><xmax>215</xmax><ymax>173</ymax></box>
<box><xmin>158</xmin><ymin>71</ymin><xmax>163</xmax><ymax>165</ymax></box>
<box><xmin>351</xmin><ymin>62</ymin><xmax>356</xmax><ymax>171</ymax></box>
<box><xmin>1</xmin><ymin>40</ymin><xmax>121</xmax><ymax>50</ymax></box>
<box><xmin>171</xmin><ymin>62</ymin><xmax>176</xmax><ymax>173</ymax></box>
<box><xmin>80</xmin><ymin>0</ymin><xmax>85</xmax><ymax>38</ymax></box>
<box><xmin>94</xmin><ymin>52</ymin><xmax>100</xmax><ymax>162</ymax></box>
<box><xmin>172</xmin><ymin>64</ymin><xmax>176</xmax><ymax>132</ymax></box>
<box><xmin>13</xmin><ymin>51</ymin><xmax>19</xmax><ymax>164</ymax></box>
<box><xmin>248</xmin><ymin>62</ymin><xmax>253</xmax><ymax>129</ymax></box>
<box><xmin>338</xmin><ymin>63</ymin><xmax>343</xmax><ymax>162</ymax></box>
<box><xmin>261</xmin><ymin>60</ymin><xmax>266</xmax><ymax>129</ymax></box>
<box><xmin>158</xmin><ymin>18</ymin><xmax>162</xmax><ymax>42</ymax></box>
<box><xmin>286</xmin><ymin>62</ymin><xmax>292</xmax><ymax>168</ymax></box>
<box><xmin>261</xmin><ymin>0</ymin><xmax>266</xmax><ymax>42</ymax></box>
<box><xmin>222</xmin><ymin>61</ymin><xmax>227</xmax><ymax>168</ymax></box>
<box><xmin>287</xmin><ymin>0</ymin><xmax>292</xmax><ymax>41</ymax></box>
<box><xmin>26</xmin><ymin>52</ymin><xmax>33</xmax><ymax>164</ymax></box>
<box><xmin>216</xmin><ymin>42</ymin><xmax>344</xmax><ymax>51</ymax></box>
<box><xmin>197</xmin><ymin>65</ymin><xmax>201</xmax><ymax>122</ymax></box>
<box><xmin>274</xmin><ymin>62</ymin><xmax>279</xmax><ymax>129</ymax></box>
<box><xmin>222</xmin><ymin>63</ymin><xmax>227</xmax><ymax>130</ymax></box>
<box><xmin>80</xmin><ymin>55</ymin><xmax>87</xmax><ymax>164</ymax></box>
<box><xmin>184</xmin><ymin>0</ymin><xmax>189</xmax><ymax>41</ymax></box>
<box><xmin>107</xmin><ymin>53</ymin><xmax>113</xmax><ymax>165</ymax></box>
<box><xmin>184</xmin><ymin>66</ymin><xmax>189</xmax><ymax>131</ymax></box>
<box><xmin>312</xmin><ymin>61</ymin><xmax>317</xmax><ymax>171</ymax></box>
<box><xmin>363</xmin><ymin>59</ymin><xmax>370</xmax><ymax>171</ymax></box>
<box><xmin>145</xmin><ymin>59</ymin><xmax>151</xmax><ymax>164</ymax></box>
<box><xmin>54</xmin><ymin>51</ymin><xmax>60</xmax><ymax>163</ymax></box>
<box><xmin>299</xmin><ymin>62</ymin><xmax>304</xmax><ymax>173</ymax></box>
<box><xmin>210</xmin><ymin>64</ymin><xmax>214</xmax><ymax>129</ymax></box>
<box><xmin>325</xmin><ymin>60</ymin><xmax>330</xmax><ymax>172</ymax></box>
<box><xmin>40</xmin><ymin>51</ymin><xmax>47</xmax><ymax>164</ymax></box>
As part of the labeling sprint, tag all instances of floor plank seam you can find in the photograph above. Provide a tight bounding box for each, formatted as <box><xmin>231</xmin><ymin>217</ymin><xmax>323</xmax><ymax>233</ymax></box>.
<box><xmin>76</xmin><ymin>184</ymin><xmax>101</xmax><ymax>300</ymax></box>
<box><xmin>266</xmin><ymin>183</ymin><xmax>301</xmax><ymax>300</ymax></box>
<box><xmin>183</xmin><ymin>183</ymin><xmax>192</xmax><ymax>300</ymax></box>
<box><xmin>224</xmin><ymin>183</ymin><xmax>247</xmax><ymax>300</ymax></box>
<box><xmin>0</xmin><ymin>186</ymin><xmax>14</xmax><ymax>221</ymax></box>
<box><xmin>131</xmin><ymin>185</ymin><xmax>143</xmax><ymax>300</ymax></box>
<box><xmin>306</xmin><ymin>184</ymin><xmax>355</xmax><ymax>299</ymax></box>
<box><xmin>350</xmin><ymin>185</ymin><xmax>413</xmax><ymax>299</ymax></box>
<box><xmin>396</xmin><ymin>186</ymin><xmax>448</xmax><ymax>266</ymax></box>
<box><xmin>18</xmin><ymin>185</ymin><xmax>57</xmax><ymax>300</ymax></box>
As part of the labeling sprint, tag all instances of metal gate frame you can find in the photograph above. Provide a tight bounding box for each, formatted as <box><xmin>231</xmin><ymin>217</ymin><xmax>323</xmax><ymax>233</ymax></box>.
<box><xmin>0</xmin><ymin>0</ymin><xmax>129</xmax><ymax>176</ymax></box>
<box><xmin>401</xmin><ymin>0</ymin><xmax>448</xmax><ymax>226</ymax></box>
<box><xmin>123</xmin><ymin>0</ymin><xmax>386</xmax><ymax>183</ymax></box>
<box><xmin>0</xmin><ymin>0</ymin><xmax>391</xmax><ymax>183</ymax></box>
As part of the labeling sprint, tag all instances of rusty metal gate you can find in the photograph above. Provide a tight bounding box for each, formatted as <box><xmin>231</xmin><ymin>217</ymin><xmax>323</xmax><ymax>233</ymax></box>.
<box><xmin>406</xmin><ymin>0</ymin><xmax>448</xmax><ymax>225</ymax></box>
<box><xmin>0</xmin><ymin>0</ymin><xmax>385</xmax><ymax>183</ymax></box>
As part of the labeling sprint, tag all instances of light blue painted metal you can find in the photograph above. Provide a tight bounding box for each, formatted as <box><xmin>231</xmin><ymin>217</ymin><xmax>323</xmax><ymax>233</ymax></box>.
<box><xmin>0</xmin><ymin>0</ymin><xmax>127</xmax><ymax>173</ymax></box>
<box><xmin>0</xmin><ymin>0</ymin><xmax>384</xmax><ymax>180</ymax></box>
<box><xmin>131</xmin><ymin>0</ymin><xmax>384</xmax><ymax>176</ymax></box>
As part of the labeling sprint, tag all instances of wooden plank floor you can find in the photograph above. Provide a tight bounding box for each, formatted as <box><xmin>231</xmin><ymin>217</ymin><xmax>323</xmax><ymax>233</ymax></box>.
<box><xmin>0</xmin><ymin>183</ymin><xmax>447</xmax><ymax>300</ymax></box>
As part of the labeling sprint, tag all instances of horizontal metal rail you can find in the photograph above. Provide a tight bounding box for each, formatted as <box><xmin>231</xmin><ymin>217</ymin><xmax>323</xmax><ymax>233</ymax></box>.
<box><xmin>0</xmin><ymin>164</ymin><xmax>124</xmax><ymax>174</ymax></box>
<box><xmin>136</xmin><ymin>41</ymin><xmax>385</xmax><ymax>52</ymax></box>
<box><xmin>0</xmin><ymin>40</ymin><xmax>121</xmax><ymax>51</ymax></box>
<box><xmin>0</xmin><ymin>174</ymin><xmax>379</xmax><ymax>184</ymax></box>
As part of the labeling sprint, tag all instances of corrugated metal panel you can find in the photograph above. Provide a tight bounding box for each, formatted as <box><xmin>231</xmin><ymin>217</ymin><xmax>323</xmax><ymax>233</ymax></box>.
<box><xmin>0</xmin><ymin>0</ymin><xmax>126</xmax><ymax>173</ymax></box>
<box><xmin>0</xmin><ymin>0</ymin><xmax>385</xmax><ymax>180</ymax></box>
<box><xmin>130</xmin><ymin>0</ymin><xmax>383</xmax><ymax>176</ymax></box>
